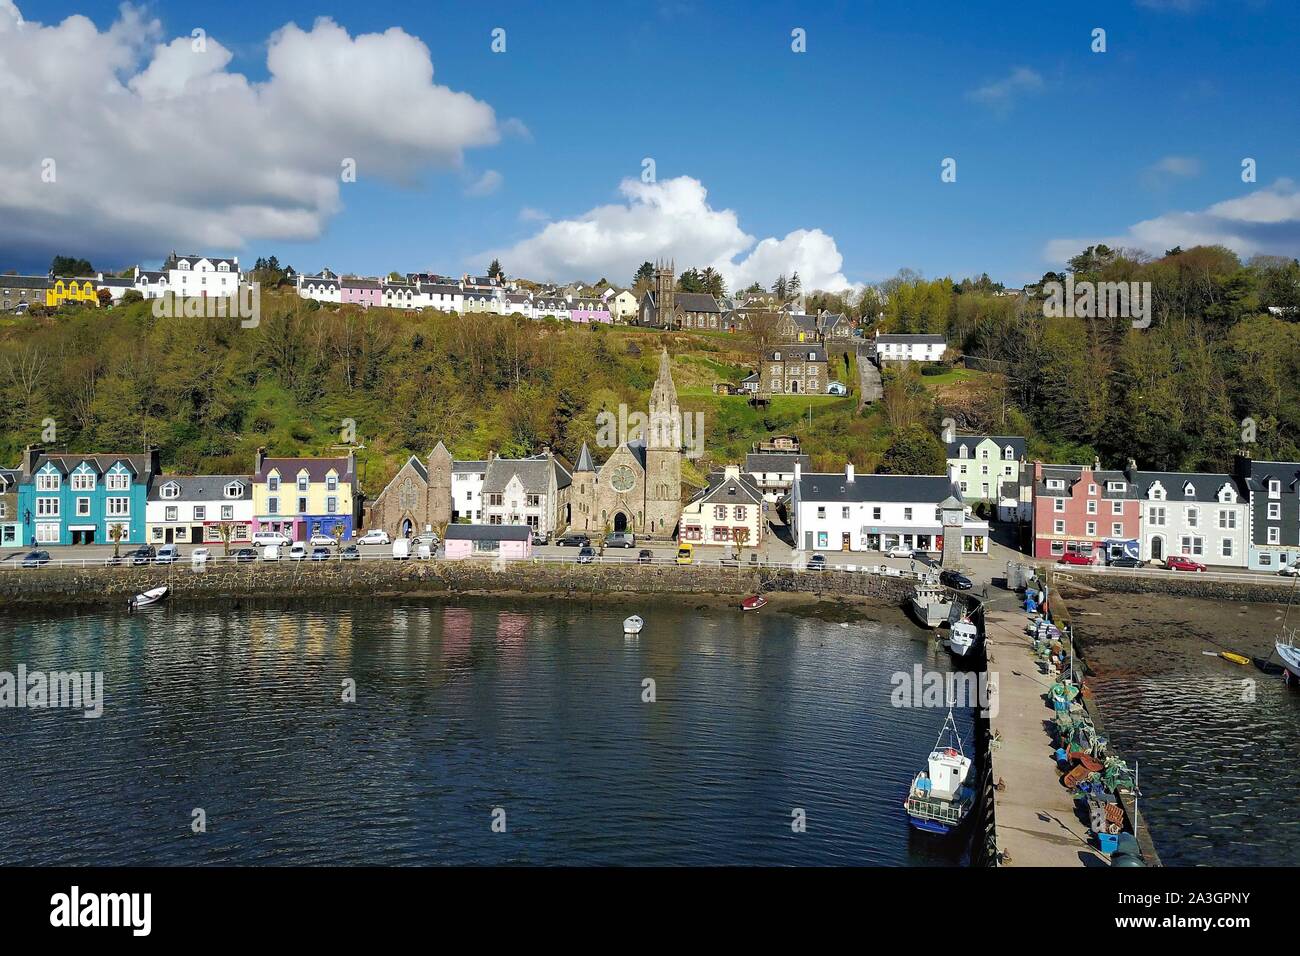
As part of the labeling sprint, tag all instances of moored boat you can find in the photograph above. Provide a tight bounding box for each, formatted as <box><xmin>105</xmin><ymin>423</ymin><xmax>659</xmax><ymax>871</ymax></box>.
<box><xmin>1275</xmin><ymin>639</ymin><xmax>1300</xmax><ymax>683</ymax></box>
<box><xmin>908</xmin><ymin>582</ymin><xmax>952</xmax><ymax>629</ymax></box>
<box><xmin>946</xmin><ymin>618</ymin><xmax>979</xmax><ymax>657</ymax></box>
<box><xmin>741</xmin><ymin>594</ymin><xmax>767</xmax><ymax>611</ymax></box>
<box><xmin>129</xmin><ymin>585</ymin><xmax>168</xmax><ymax>610</ymax></box>
<box><xmin>623</xmin><ymin>615</ymin><xmax>644</xmax><ymax>635</ymax></box>
<box><xmin>903</xmin><ymin>708</ymin><xmax>975</xmax><ymax>834</ymax></box>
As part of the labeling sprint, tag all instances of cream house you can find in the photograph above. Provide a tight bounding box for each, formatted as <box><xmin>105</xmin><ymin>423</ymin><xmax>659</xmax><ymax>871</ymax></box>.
<box><xmin>679</xmin><ymin>465</ymin><xmax>766</xmax><ymax>547</ymax></box>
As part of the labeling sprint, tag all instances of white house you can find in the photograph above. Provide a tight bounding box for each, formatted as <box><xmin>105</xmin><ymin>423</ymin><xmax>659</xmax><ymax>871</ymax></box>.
<box><xmin>451</xmin><ymin>460</ymin><xmax>489</xmax><ymax>523</ymax></box>
<box><xmin>134</xmin><ymin>269</ymin><xmax>168</xmax><ymax>298</ymax></box>
<box><xmin>874</xmin><ymin>332</ymin><xmax>947</xmax><ymax>364</ymax></box>
<box><xmin>744</xmin><ymin>451</ymin><xmax>811</xmax><ymax>503</ymax></box>
<box><xmin>1133</xmin><ymin>471</ymin><xmax>1250</xmax><ymax>567</ymax></box>
<box><xmin>297</xmin><ymin>271</ymin><xmax>342</xmax><ymax>303</ymax></box>
<box><xmin>145</xmin><ymin>475</ymin><xmax>254</xmax><ymax>546</ymax></box>
<box><xmin>382</xmin><ymin>281</ymin><xmax>419</xmax><ymax>310</ymax></box>
<box><xmin>163</xmin><ymin>253</ymin><xmax>241</xmax><ymax>298</ymax></box>
<box><xmin>602</xmin><ymin>288</ymin><xmax>639</xmax><ymax>322</ymax></box>
<box><xmin>420</xmin><ymin>282</ymin><xmax>464</xmax><ymax>313</ymax></box>
<box><xmin>790</xmin><ymin>462</ymin><xmax>989</xmax><ymax>555</ymax></box>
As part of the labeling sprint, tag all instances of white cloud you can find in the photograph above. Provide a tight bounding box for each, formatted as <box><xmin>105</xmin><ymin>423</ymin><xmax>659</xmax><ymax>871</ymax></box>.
<box><xmin>1148</xmin><ymin>155</ymin><xmax>1201</xmax><ymax>179</ymax></box>
<box><xmin>1044</xmin><ymin>179</ymin><xmax>1300</xmax><ymax>263</ymax></box>
<box><xmin>482</xmin><ymin>175</ymin><xmax>859</xmax><ymax>293</ymax></box>
<box><xmin>518</xmin><ymin>207</ymin><xmax>549</xmax><ymax>222</ymax></box>
<box><xmin>0</xmin><ymin>2</ymin><xmax>504</xmax><ymax>265</ymax></box>
<box><xmin>464</xmin><ymin>170</ymin><xmax>503</xmax><ymax>197</ymax></box>
<box><xmin>966</xmin><ymin>67</ymin><xmax>1044</xmax><ymax>110</ymax></box>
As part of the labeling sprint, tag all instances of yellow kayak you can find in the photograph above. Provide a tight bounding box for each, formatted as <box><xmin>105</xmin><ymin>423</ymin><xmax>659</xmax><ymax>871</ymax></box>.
<box><xmin>1220</xmin><ymin>652</ymin><xmax>1251</xmax><ymax>666</ymax></box>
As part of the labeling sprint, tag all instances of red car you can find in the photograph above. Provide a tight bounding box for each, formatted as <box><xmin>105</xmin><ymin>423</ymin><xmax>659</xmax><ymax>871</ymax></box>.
<box><xmin>1165</xmin><ymin>555</ymin><xmax>1207</xmax><ymax>572</ymax></box>
<box><xmin>1058</xmin><ymin>552</ymin><xmax>1095</xmax><ymax>566</ymax></box>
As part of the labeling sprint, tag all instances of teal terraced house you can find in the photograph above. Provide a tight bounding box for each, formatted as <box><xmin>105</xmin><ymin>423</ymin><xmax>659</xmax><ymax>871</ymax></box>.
<box><xmin>14</xmin><ymin>446</ymin><xmax>159</xmax><ymax>547</ymax></box>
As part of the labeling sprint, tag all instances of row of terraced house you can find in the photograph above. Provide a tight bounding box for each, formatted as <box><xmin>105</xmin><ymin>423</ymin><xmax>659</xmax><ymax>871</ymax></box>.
<box><xmin>0</xmin><ymin>446</ymin><xmax>358</xmax><ymax>549</ymax></box>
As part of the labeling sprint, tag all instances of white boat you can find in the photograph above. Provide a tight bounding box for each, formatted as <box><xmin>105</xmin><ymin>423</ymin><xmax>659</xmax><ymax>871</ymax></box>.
<box><xmin>129</xmin><ymin>585</ymin><xmax>169</xmax><ymax>609</ymax></box>
<box><xmin>903</xmin><ymin>708</ymin><xmax>975</xmax><ymax>834</ymax></box>
<box><xmin>623</xmin><ymin>615</ymin><xmax>644</xmax><ymax>635</ymax></box>
<box><xmin>1275</xmin><ymin>638</ymin><xmax>1300</xmax><ymax>682</ymax></box>
<box><xmin>947</xmin><ymin>618</ymin><xmax>980</xmax><ymax>657</ymax></box>
<box><xmin>908</xmin><ymin>582</ymin><xmax>952</xmax><ymax>629</ymax></box>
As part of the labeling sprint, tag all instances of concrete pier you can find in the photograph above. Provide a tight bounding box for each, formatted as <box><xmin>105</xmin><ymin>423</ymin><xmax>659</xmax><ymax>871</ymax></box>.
<box><xmin>984</xmin><ymin>610</ymin><xmax>1106</xmax><ymax>866</ymax></box>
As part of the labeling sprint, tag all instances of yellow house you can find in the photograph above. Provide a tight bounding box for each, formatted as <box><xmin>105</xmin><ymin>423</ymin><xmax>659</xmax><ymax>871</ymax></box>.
<box><xmin>47</xmin><ymin>277</ymin><xmax>101</xmax><ymax>307</ymax></box>
<box><xmin>251</xmin><ymin>448</ymin><xmax>358</xmax><ymax>541</ymax></box>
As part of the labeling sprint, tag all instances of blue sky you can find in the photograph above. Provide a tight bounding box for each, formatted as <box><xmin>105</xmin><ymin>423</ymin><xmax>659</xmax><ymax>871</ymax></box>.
<box><xmin>6</xmin><ymin>0</ymin><xmax>1300</xmax><ymax>288</ymax></box>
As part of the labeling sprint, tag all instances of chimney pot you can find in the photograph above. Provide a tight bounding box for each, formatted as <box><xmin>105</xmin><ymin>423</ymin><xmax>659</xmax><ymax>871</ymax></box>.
<box><xmin>846</xmin><ymin>462</ymin><xmax>855</xmax><ymax>482</ymax></box>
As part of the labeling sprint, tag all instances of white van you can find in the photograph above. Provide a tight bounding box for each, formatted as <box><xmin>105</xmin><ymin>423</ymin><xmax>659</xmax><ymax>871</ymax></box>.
<box><xmin>252</xmin><ymin>530</ymin><xmax>291</xmax><ymax>547</ymax></box>
<box><xmin>392</xmin><ymin>539</ymin><xmax>410</xmax><ymax>560</ymax></box>
<box><xmin>262</xmin><ymin>544</ymin><xmax>281</xmax><ymax>562</ymax></box>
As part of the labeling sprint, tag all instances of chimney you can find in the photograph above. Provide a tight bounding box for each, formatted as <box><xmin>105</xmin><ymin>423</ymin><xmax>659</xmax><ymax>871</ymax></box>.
<box><xmin>724</xmin><ymin>463</ymin><xmax>740</xmax><ymax>481</ymax></box>
<box><xmin>846</xmin><ymin>462</ymin><xmax>855</xmax><ymax>482</ymax></box>
<box><xmin>1092</xmin><ymin>455</ymin><xmax>1101</xmax><ymax>472</ymax></box>
<box><xmin>1033</xmin><ymin>460</ymin><xmax>1043</xmax><ymax>481</ymax></box>
<box><xmin>148</xmin><ymin>446</ymin><xmax>160</xmax><ymax>479</ymax></box>
<box><xmin>794</xmin><ymin>460</ymin><xmax>802</xmax><ymax>483</ymax></box>
<box><xmin>22</xmin><ymin>444</ymin><xmax>42</xmax><ymax>480</ymax></box>
<box><xmin>255</xmin><ymin>445</ymin><xmax>267</xmax><ymax>475</ymax></box>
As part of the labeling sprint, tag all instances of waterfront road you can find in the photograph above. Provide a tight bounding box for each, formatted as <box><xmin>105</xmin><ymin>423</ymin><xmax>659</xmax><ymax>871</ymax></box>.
<box><xmin>984</xmin><ymin>610</ymin><xmax>1106</xmax><ymax>867</ymax></box>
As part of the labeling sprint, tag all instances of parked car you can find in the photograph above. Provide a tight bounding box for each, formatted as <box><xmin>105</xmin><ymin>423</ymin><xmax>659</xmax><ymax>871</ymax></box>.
<box><xmin>557</xmin><ymin>533</ymin><xmax>590</xmax><ymax>548</ymax></box>
<box><xmin>577</xmin><ymin>546</ymin><xmax>596</xmax><ymax>564</ymax></box>
<box><xmin>531</xmin><ymin>530</ymin><xmax>550</xmax><ymax>546</ymax></box>
<box><xmin>310</xmin><ymin>546</ymin><xmax>332</xmax><ymax>562</ymax></box>
<box><xmin>309</xmin><ymin>533</ymin><xmax>337</xmax><ymax>548</ymax></box>
<box><xmin>191</xmin><ymin>547</ymin><xmax>211</xmax><ymax>566</ymax></box>
<box><xmin>605</xmin><ymin>531</ymin><xmax>635</xmax><ymax>549</ymax></box>
<box><xmin>1279</xmin><ymin>561</ymin><xmax>1300</xmax><ymax>576</ymax></box>
<box><xmin>21</xmin><ymin>549</ymin><xmax>51</xmax><ymax>569</ymax></box>
<box><xmin>637</xmin><ymin>549</ymin><xmax>654</xmax><ymax>565</ymax></box>
<box><xmin>392</xmin><ymin>539</ymin><xmax>411</xmax><ymax>560</ymax></box>
<box><xmin>252</xmin><ymin>530</ymin><xmax>291</xmax><ymax>547</ymax></box>
<box><xmin>1058</xmin><ymin>552</ymin><xmax>1095</xmax><ymax>566</ymax></box>
<box><xmin>676</xmin><ymin>543</ymin><xmax>694</xmax><ymax>565</ymax></box>
<box><xmin>1108</xmin><ymin>556</ymin><xmax>1145</xmax><ymax>569</ymax></box>
<box><xmin>288</xmin><ymin>542</ymin><xmax>309</xmax><ymax>561</ymax></box>
<box><xmin>1166</xmin><ymin>555</ymin><xmax>1207</xmax><ymax>572</ymax></box>
<box><xmin>939</xmin><ymin>569</ymin><xmax>973</xmax><ymax>590</ymax></box>
<box><xmin>827</xmin><ymin>381</ymin><xmax>848</xmax><ymax>396</ymax></box>
<box><xmin>358</xmin><ymin>529</ymin><xmax>390</xmax><ymax>546</ymax></box>
<box><xmin>340</xmin><ymin>544</ymin><xmax>360</xmax><ymax>561</ymax></box>
<box><xmin>233</xmin><ymin>547</ymin><xmax>257</xmax><ymax>563</ymax></box>
<box><xmin>155</xmin><ymin>543</ymin><xmax>181</xmax><ymax>564</ymax></box>
<box><xmin>807</xmin><ymin>554</ymin><xmax>826</xmax><ymax>571</ymax></box>
<box><xmin>884</xmin><ymin>544</ymin><xmax>913</xmax><ymax>559</ymax></box>
<box><xmin>262</xmin><ymin>544</ymin><xmax>281</xmax><ymax>561</ymax></box>
<box><xmin>128</xmin><ymin>545</ymin><xmax>157</xmax><ymax>567</ymax></box>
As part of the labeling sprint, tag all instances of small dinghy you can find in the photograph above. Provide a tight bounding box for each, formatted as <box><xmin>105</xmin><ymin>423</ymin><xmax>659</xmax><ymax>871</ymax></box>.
<box><xmin>129</xmin><ymin>585</ymin><xmax>169</xmax><ymax>610</ymax></box>
<box><xmin>623</xmin><ymin>615</ymin><xmax>644</xmax><ymax>635</ymax></box>
<box><xmin>741</xmin><ymin>594</ymin><xmax>768</xmax><ymax>611</ymax></box>
<box><xmin>903</xmin><ymin>708</ymin><xmax>975</xmax><ymax>835</ymax></box>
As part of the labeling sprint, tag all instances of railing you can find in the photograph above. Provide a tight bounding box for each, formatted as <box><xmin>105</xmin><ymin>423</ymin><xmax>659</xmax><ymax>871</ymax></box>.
<box><xmin>1050</xmin><ymin>561</ymin><xmax>1300</xmax><ymax>588</ymax></box>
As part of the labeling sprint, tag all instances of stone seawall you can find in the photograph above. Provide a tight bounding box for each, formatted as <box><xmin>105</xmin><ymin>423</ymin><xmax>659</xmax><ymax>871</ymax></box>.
<box><xmin>1058</xmin><ymin>568</ymin><xmax>1300</xmax><ymax>605</ymax></box>
<box><xmin>0</xmin><ymin>560</ymin><xmax>915</xmax><ymax>610</ymax></box>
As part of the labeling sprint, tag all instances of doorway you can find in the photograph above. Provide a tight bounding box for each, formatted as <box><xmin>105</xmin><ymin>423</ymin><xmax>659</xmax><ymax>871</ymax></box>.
<box><xmin>1151</xmin><ymin>536</ymin><xmax>1164</xmax><ymax>561</ymax></box>
<box><xmin>614</xmin><ymin>512</ymin><xmax>628</xmax><ymax>533</ymax></box>
<box><xmin>401</xmin><ymin>518</ymin><xmax>413</xmax><ymax>537</ymax></box>
<box><xmin>841</xmin><ymin>532</ymin><xmax>851</xmax><ymax>551</ymax></box>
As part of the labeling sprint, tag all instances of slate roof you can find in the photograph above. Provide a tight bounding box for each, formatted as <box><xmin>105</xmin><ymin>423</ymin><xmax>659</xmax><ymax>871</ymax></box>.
<box><xmin>164</xmin><ymin>253</ymin><xmax>238</xmax><ymax>271</ymax></box>
<box><xmin>255</xmin><ymin>456</ymin><xmax>354</xmax><ymax>483</ymax></box>
<box><xmin>746</xmin><ymin>453</ymin><xmax>811</xmax><ymax>474</ymax></box>
<box><xmin>32</xmin><ymin>453</ymin><xmax>154</xmax><ymax>478</ymax></box>
<box><xmin>445</xmin><ymin>523</ymin><xmax>531</xmax><ymax>541</ymax></box>
<box><xmin>1035</xmin><ymin>465</ymin><xmax>1134</xmax><ymax>499</ymax></box>
<box><xmin>1237</xmin><ymin>460</ymin><xmax>1300</xmax><ymax>494</ymax></box>
<box><xmin>947</xmin><ymin>435</ymin><xmax>1028</xmax><ymax>460</ymax></box>
<box><xmin>690</xmin><ymin>470</ymin><xmax>764</xmax><ymax>506</ymax></box>
<box><xmin>0</xmin><ymin>468</ymin><xmax>19</xmax><ymax>491</ymax></box>
<box><xmin>342</xmin><ymin>278</ymin><xmax>381</xmax><ymax>290</ymax></box>
<box><xmin>796</xmin><ymin>472</ymin><xmax>957</xmax><ymax>504</ymax></box>
<box><xmin>482</xmin><ymin>455</ymin><xmax>561</xmax><ymax>495</ymax></box>
<box><xmin>645</xmin><ymin>291</ymin><xmax>722</xmax><ymax>314</ymax></box>
<box><xmin>764</xmin><ymin>345</ymin><xmax>827</xmax><ymax>363</ymax></box>
<box><xmin>421</xmin><ymin>283</ymin><xmax>462</xmax><ymax>296</ymax></box>
<box><xmin>1</xmin><ymin>275</ymin><xmax>49</xmax><ymax>290</ymax></box>
<box><xmin>148</xmin><ymin>475</ymin><xmax>251</xmax><ymax>502</ymax></box>
<box><xmin>302</xmin><ymin>276</ymin><xmax>340</xmax><ymax>289</ymax></box>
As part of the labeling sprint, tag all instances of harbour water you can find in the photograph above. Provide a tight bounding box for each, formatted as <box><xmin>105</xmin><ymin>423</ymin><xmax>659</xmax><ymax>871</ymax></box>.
<box><xmin>0</xmin><ymin>597</ymin><xmax>977</xmax><ymax>866</ymax></box>
<box><xmin>1088</xmin><ymin>670</ymin><xmax>1300</xmax><ymax>866</ymax></box>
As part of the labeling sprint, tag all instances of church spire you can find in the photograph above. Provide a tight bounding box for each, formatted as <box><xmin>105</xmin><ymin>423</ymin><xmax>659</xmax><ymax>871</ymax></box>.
<box><xmin>575</xmin><ymin>442</ymin><xmax>594</xmax><ymax>472</ymax></box>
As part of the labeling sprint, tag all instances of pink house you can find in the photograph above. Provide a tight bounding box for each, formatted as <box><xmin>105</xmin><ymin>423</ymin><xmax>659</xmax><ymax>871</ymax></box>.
<box><xmin>569</xmin><ymin>298</ymin><xmax>612</xmax><ymax>324</ymax></box>
<box><xmin>341</xmin><ymin>277</ymin><xmax>382</xmax><ymax>308</ymax></box>
<box><xmin>443</xmin><ymin>523</ymin><xmax>533</xmax><ymax>560</ymax></box>
<box><xmin>1031</xmin><ymin>460</ymin><xmax>1139</xmax><ymax>561</ymax></box>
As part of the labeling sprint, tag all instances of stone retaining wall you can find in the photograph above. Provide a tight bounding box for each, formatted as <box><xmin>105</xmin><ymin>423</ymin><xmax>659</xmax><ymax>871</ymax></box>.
<box><xmin>0</xmin><ymin>560</ymin><xmax>915</xmax><ymax>609</ymax></box>
<box><xmin>1059</xmin><ymin>569</ymin><xmax>1300</xmax><ymax>605</ymax></box>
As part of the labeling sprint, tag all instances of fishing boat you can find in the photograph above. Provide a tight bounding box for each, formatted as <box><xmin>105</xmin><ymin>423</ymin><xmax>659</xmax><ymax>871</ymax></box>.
<box><xmin>946</xmin><ymin>618</ymin><xmax>980</xmax><ymax>657</ymax></box>
<box><xmin>623</xmin><ymin>615</ymin><xmax>644</xmax><ymax>635</ymax></box>
<box><xmin>908</xmin><ymin>582</ymin><xmax>952</xmax><ymax>629</ymax></box>
<box><xmin>903</xmin><ymin>708</ymin><xmax>975</xmax><ymax>834</ymax></box>
<box><xmin>741</xmin><ymin>594</ymin><xmax>768</xmax><ymax>611</ymax></box>
<box><xmin>128</xmin><ymin>585</ymin><xmax>168</xmax><ymax>610</ymax></box>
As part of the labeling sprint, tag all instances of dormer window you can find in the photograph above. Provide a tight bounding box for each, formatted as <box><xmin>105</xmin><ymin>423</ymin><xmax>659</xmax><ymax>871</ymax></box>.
<box><xmin>1046</xmin><ymin>479</ymin><xmax>1064</xmax><ymax>491</ymax></box>
<box><xmin>297</xmin><ymin>473</ymin><xmax>310</xmax><ymax>492</ymax></box>
<box><xmin>224</xmin><ymin>482</ymin><xmax>243</xmax><ymax>498</ymax></box>
<box><xmin>1151</xmin><ymin>486</ymin><xmax>1165</xmax><ymax>501</ymax></box>
<box><xmin>179</xmin><ymin>261</ymin><xmax>190</xmax><ymax>270</ymax></box>
<box><xmin>959</xmin><ymin>445</ymin><xmax>969</xmax><ymax>459</ymax></box>
<box><xmin>1004</xmin><ymin>446</ymin><xmax>1014</xmax><ymax>460</ymax></box>
<box><xmin>161</xmin><ymin>482</ymin><xmax>180</xmax><ymax>499</ymax></box>
<box><xmin>36</xmin><ymin>470</ymin><xmax>60</xmax><ymax>491</ymax></box>
<box><xmin>1183</xmin><ymin>482</ymin><xmax>1196</xmax><ymax>498</ymax></box>
<box><xmin>268</xmin><ymin>475</ymin><xmax>280</xmax><ymax>491</ymax></box>
<box><xmin>1269</xmin><ymin>479</ymin><xmax>1281</xmax><ymax>499</ymax></box>
<box><xmin>106</xmin><ymin>470</ymin><xmax>129</xmax><ymax>491</ymax></box>
<box><xmin>1107</xmin><ymin>480</ymin><xmax>1126</xmax><ymax>492</ymax></box>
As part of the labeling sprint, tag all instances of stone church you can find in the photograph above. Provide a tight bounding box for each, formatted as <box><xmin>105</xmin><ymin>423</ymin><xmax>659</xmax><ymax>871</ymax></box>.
<box><xmin>637</xmin><ymin>261</ymin><xmax>723</xmax><ymax>329</ymax></box>
<box><xmin>366</xmin><ymin>441</ymin><xmax>455</xmax><ymax>539</ymax></box>
<box><xmin>569</xmin><ymin>348</ymin><xmax>684</xmax><ymax>537</ymax></box>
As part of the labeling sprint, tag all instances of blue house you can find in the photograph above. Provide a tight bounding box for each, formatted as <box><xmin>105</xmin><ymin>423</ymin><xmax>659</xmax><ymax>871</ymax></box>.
<box><xmin>15</xmin><ymin>447</ymin><xmax>159</xmax><ymax>548</ymax></box>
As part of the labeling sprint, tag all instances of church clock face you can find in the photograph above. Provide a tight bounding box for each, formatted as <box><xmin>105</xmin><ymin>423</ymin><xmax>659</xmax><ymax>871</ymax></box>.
<box><xmin>610</xmin><ymin>465</ymin><xmax>636</xmax><ymax>493</ymax></box>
